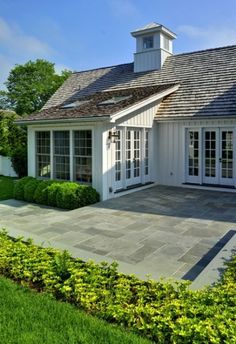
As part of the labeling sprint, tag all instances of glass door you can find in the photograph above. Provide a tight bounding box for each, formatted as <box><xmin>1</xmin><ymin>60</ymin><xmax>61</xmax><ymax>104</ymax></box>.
<box><xmin>203</xmin><ymin>129</ymin><xmax>219</xmax><ymax>184</ymax></box>
<box><xmin>126</xmin><ymin>129</ymin><xmax>141</xmax><ymax>186</ymax></box>
<box><xmin>220</xmin><ymin>129</ymin><xmax>234</xmax><ymax>185</ymax></box>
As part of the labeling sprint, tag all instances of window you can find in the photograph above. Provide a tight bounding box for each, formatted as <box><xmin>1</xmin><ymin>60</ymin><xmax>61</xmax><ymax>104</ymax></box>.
<box><xmin>163</xmin><ymin>36</ymin><xmax>170</xmax><ymax>51</ymax></box>
<box><xmin>115</xmin><ymin>130</ymin><xmax>121</xmax><ymax>182</ymax></box>
<box><xmin>53</xmin><ymin>131</ymin><xmax>70</xmax><ymax>180</ymax></box>
<box><xmin>74</xmin><ymin>130</ymin><xmax>92</xmax><ymax>183</ymax></box>
<box><xmin>143</xmin><ymin>36</ymin><xmax>153</xmax><ymax>49</ymax></box>
<box><xmin>188</xmin><ymin>131</ymin><xmax>199</xmax><ymax>177</ymax></box>
<box><xmin>145</xmin><ymin>130</ymin><xmax>149</xmax><ymax>175</ymax></box>
<box><xmin>36</xmin><ymin>131</ymin><xmax>51</xmax><ymax>178</ymax></box>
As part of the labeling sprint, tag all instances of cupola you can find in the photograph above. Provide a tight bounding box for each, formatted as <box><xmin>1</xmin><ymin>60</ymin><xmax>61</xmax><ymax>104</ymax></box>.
<box><xmin>131</xmin><ymin>22</ymin><xmax>177</xmax><ymax>73</ymax></box>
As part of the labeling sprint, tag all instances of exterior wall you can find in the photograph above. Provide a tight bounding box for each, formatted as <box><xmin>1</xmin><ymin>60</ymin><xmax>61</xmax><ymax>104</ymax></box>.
<box><xmin>156</xmin><ymin>118</ymin><xmax>236</xmax><ymax>187</ymax></box>
<box><xmin>134</xmin><ymin>49</ymin><xmax>161</xmax><ymax>72</ymax></box>
<box><xmin>103</xmin><ymin>102</ymin><xmax>160</xmax><ymax>200</ymax></box>
<box><xmin>0</xmin><ymin>155</ymin><xmax>18</xmax><ymax>177</ymax></box>
<box><xmin>27</xmin><ymin>122</ymin><xmax>104</xmax><ymax>197</ymax></box>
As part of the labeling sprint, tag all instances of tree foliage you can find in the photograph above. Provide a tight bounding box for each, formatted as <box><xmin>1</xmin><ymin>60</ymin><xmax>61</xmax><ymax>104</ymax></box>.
<box><xmin>0</xmin><ymin>110</ymin><xmax>26</xmax><ymax>156</ymax></box>
<box><xmin>3</xmin><ymin>59</ymin><xmax>71</xmax><ymax>115</ymax></box>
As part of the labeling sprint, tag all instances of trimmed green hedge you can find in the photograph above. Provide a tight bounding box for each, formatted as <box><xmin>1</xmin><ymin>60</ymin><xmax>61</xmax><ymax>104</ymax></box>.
<box><xmin>13</xmin><ymin>177</ymin><xmax>100</xmax><ymax>209</ymax></box>
<box><xmin>0</xmin><ymin>229</ymin><xmax>235</xmax><ymax>343</ymax></box>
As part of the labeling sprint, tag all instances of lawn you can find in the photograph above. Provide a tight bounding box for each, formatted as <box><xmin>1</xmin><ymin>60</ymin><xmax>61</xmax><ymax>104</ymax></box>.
<box><xmin>0</xmin><ymin>276</ymin><xmax>151</xmax><ymax>344</ymax></box>
<box><xmin>0</xmin><ymin>176</ymin><xmax>15</xmax><ymax>200</ymax></box>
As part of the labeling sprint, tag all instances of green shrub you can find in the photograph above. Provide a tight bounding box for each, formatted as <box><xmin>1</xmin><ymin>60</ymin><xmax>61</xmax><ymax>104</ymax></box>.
<box><xmin>34</xmin><ymin>180</ymin><xmax>55</xmax><ymax>205</ymax></box>
<box><xmin>0</xmin><ymin>229</ymin><xmax>235</xmax><ymax>344</ymax></box>
<box><xmin>14</xmin><ymin>177</ymin><xmax>100</xmax><ymax>209</ymax></box>
<box><xmin>13</xmin><ymin>176</ymin><xmax>34</xmax><ymax>200</ymax></box>
<box><xmin>24</xmin><ymin>178</ymin><xmax>42</xmax><ymax>203</ymax></box>
<box><xmin>56</xmin><ymin>182</ymin><xmax>80</xmax><ymax>209</ymax></box>
<box><xmin>47</xmin><ymin>182</ymin><xmax>62</xmax><ymax>207</ymax></box>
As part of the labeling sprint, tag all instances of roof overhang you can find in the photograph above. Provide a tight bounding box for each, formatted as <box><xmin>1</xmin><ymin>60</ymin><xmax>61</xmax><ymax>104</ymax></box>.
<box><xmin>16</xmin><ymin>115</ymin><xmax>110</xmax><ymax>126</ymax></box>
<box><xmin>156</xmin><ymin>114</ymin><xmax>236</xmax><ymax>122</ymax></box>
<box><xmin>110</xmin><ymin>84</ymin><xmax>180</xmax><ymax>123</ymax></box>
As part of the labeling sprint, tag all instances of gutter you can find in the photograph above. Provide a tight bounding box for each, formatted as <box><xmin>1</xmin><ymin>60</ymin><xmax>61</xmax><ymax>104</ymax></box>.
<box><xmin>16</xmin><ymin>115</ymin><xmax>110</xmax><ymax>126</ymax></box>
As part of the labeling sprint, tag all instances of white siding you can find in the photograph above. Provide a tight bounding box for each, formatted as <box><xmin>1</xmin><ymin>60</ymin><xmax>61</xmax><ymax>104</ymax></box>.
<box><xmin>156</xmin><ymin>118</ymin><xmax>236</xmax><ymax>186</ymax></box>
<box><xmin>116</xmin><ymin>102</ymin><xmax>160</xmax><ymax>128</ymax></box>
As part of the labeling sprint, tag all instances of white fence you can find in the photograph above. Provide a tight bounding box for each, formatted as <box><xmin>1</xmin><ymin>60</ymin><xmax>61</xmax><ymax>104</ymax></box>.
<box><xmin>0</xmin><ymin>155</ymin><xmax>18</xmax><ymax>177</ymax></box>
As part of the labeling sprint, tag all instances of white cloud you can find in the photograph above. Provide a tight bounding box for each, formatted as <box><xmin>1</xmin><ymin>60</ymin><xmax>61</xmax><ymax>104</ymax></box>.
<box><xmin>0</xmin><ymin>53</ymin><xmax>12</xmax><ymax>88</ymax></box>
<box><xmin>0</xmin><ymin>17</ymin><xmax>52</xmax><ymax>57</ymax></box>
<box><xmin>178</xmin><ymin>24</ymin><xmax>236</xmax><ymax>49</ymax></box>
<box><xmin>108</xmin><ymin>0</ymin><xmax>139</xmax><ymax>17</ymax></box>
<box><xmin>54</xmin><ymin>63</ymin><xmax>73</xmax><ymax>74</ymax></box>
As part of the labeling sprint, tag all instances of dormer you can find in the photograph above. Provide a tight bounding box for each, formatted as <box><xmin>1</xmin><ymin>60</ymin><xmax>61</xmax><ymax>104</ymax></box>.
<box><xmin>131</xmin><ymin>22</ymin><xmax>177</xmax><ymax>73</ymax></box>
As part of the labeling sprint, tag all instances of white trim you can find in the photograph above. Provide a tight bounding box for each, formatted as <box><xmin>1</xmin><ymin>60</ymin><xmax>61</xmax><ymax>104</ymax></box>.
<box><xmin>110</xmin><ymin>84</ymin><xmax>180</xmax><ymax>123</ymax></box>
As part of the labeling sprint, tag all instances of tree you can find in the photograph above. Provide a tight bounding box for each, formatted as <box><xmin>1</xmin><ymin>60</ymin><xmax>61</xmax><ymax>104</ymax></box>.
<box><xmin>4</xmin><ymin>59</ymin><xmax>71</xmax><ymax>116</ymax></box>
<box><xmin>0</xmin><ymin>110</ymin><xmax>26</xmax><ymax>156</ymax></box>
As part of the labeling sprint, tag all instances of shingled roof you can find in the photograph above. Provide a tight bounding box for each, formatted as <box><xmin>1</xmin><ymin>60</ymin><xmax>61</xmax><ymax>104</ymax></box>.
<box><xmin>24</xmin><ymin>85</ymin><xmax>175</xmax><ymax>122</ymax></box>
<box><xmin>41</xmin><ymin>44</ymin><xmax>236</xmax><ymax>120</ymax></box>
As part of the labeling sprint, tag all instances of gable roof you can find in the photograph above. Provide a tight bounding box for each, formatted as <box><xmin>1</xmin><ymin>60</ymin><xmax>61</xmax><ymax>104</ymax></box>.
<box><xmin>39</xmin><ymin>44</ymin><xmax>236</xmax><ymax>121</ymax></box>
<box><xmin>21</xmin><ymin>84</ymin><xmax>177</xmax><ymax>123</ymax></box>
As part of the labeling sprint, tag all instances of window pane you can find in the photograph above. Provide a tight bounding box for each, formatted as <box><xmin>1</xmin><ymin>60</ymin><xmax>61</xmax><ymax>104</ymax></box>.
<box><xmin>74</xmin><ymin>130</ymin><xmax>92</xmax><ymax>183</ymax></box>
<box><xmin>36</xmin><ymin>131</ymin><xmax>51</xmax><ymax>178</ymax></box>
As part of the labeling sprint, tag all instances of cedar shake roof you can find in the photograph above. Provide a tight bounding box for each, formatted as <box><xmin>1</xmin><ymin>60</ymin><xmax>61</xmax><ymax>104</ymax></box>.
<box><xmin>40</xmin><ymin>44</ymin><xmax>236</xmax><ymax>120</ymax></box>
<box><xmin>25</xmin><ymin>85</ymin><xmax>175</xmax><ymax>121</ymax></box>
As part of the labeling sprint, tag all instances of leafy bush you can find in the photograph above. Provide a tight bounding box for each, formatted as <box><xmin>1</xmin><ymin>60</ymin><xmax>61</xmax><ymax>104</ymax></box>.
<box><xmin>13</xmin><ymin>177</ymin><xmax>100</xmax><ymax>209</ymax></box>
<box><xmin>13</xmin><ymin>176</ymin><xmax>34</xmax><ymax>200</ymax></box>
<box><xmin>24</xmin><ymin>178</ymin><xmax>42</xmax><ymax>203</ymax></box>
<box><xmin>34</xmin><ymin>180</ymin><xmax>55</xmax><ymax>205</ymax></box>
<box><xmin>0</xmin><ymin>229</ymin><xmax>235</xmax><ymax>344</ymax></box>
<box><xmin>47</xmin><ymin>182</ymin><xmax>62</xmax><ymax>207</ymax></box>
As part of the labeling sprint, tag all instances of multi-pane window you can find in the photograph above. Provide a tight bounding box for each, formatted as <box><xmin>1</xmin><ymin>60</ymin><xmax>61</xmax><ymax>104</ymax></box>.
<box><xmin>143</xmin><ymin>36</ymin><xmax>153</xmax><ymax>49</ymax></box>
<box><xmin>53</xmin><ymin>131</ymin><xmax>70</xmax><ymax>180</ymax></box>
<box><xmin>36</xmin><ymin>131</ymin><xmax>51</xmax><ymax>178</ymax></box>
<box><xmin>188</xmin><ymin>131</ymin><xmax>199</xmax><ymax>176</ymax></box>
<box><xmin>145</xmin><ymin>130</ymin><xmax>149</xmax><ymax>175</ymax></box>
<box><xmin>126</xmin><ymin>130</ymin><xmax>131</xmax><ymax>179</ymax></box>
<box><xmin>74</xmin><ymin>130</ymin><xmax>92</xmax><ymax>183</ymax></box>
<box><xmin>115</xmin><ymin>131</ymin><xmax>121</xmax><ymax>182</ymax></box>
<box><xmin>204</xmin><ymin>131</ymin><xmax>216</xmax><ymax>177</ymax></box>
<box><xmin>133</xmin><ymin>130</ymin><xmax>140</xmax><ymax>178</ymax></box>
<box><xmin>221</xmin><ymin>130</ymin><xmax>233</xmax><ymax>179</ymax></box>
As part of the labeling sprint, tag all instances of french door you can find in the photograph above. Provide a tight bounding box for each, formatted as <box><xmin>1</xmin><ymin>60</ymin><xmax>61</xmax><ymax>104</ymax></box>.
<box><xmin>114</xmin><ymin>128</ymin><xmax>149</xmax><ymax>191</ymax></box>
<box><xmin>186</xmin><ymin>128</ymin><xmax>234</xmax><ymax>186</ymax></box>
<box><xmin>203</xmin><ymin>129</ymin><xmax>234</xmax><ymax>185</ymax></box>
<box><xmin>125</xmin><ymin>129</ymin><xmax>142</xmax><ymax>186</ymax></box>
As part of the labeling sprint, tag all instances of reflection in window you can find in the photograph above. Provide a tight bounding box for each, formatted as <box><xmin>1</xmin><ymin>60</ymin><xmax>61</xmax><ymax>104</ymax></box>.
<box><xmin>53</xmin><ymin>131</ymin><xmax>70</xmax><ymax>180</ymax></box>
<box><xmin>36</xmin><ymin>131</ymin><xmax>51</xmax><ymax>178</ymax></box>
<box><xmin>74</xmin><ymin>130</ymin><xmax>92</xmax><ymax>183</ymax></box>
<box><xmin>188</xmin><ymin>130</ymin><xmax>199</xmax><ymax>176</ymax></box>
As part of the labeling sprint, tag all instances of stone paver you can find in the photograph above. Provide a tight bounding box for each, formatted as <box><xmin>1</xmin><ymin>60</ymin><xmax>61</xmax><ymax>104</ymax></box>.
<box><xmin>0</xmin><ymin>185</ymin><xmax>235</xmax><ymax>281</ymax></box>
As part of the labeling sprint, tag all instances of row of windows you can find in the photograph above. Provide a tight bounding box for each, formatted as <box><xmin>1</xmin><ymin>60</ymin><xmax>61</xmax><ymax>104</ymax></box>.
<box><xmin>36</xmin><ymin>130</ymin><xmax>92</xmax><ymax>183</ymax></box>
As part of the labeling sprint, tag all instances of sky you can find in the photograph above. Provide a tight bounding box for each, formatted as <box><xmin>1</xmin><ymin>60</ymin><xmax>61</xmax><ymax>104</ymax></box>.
<box><xmin>1</xmin><ymin>0</ymin><xmax>236</xmax><ymax>88</ymax></box>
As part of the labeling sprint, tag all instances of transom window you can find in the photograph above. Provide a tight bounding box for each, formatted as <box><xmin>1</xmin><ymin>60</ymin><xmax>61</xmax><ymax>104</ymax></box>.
<box><xmin>74</xmin><ymin>130</ymin><xmax>92</xmax><ymax>183</ymax></box>
<box><xmin>36</xmin><ymin>131</ymin><xmax>51</xmax><ymax>178</ymax></box>
<box><xmin>143</xmin><ymin>36</ymin><xmax>153</xmax><ymax>49</ymax></box>
<box><xmin>53</xmin><ymin>131</ymin><xmax>70</xmax><ymax>180</ymax></box>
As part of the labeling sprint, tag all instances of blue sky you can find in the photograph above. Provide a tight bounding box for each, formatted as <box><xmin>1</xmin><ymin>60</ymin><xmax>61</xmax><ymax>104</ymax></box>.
<box><xmin>1</xmin><ymin>0</ymin><xmax>236</xmax><ymax>88</ymax></box>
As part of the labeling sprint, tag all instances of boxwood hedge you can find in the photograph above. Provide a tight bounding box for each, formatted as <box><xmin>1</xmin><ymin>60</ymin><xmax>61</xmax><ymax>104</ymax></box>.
<box><xmin>0</xmin><ymin>229</ymin><xmax>235</xmax><ymax>344</ymax></box>
<box><xmin>13</xmin><ymin>177</ymin><xmax>100</xmax><ymax>209</ymax></box>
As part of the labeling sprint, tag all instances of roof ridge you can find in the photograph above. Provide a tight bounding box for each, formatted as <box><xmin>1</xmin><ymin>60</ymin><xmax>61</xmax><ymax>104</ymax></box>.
<box><xmin>72</xmin><ymin>62</ymin><xmax>133</xmax><ymax>75</ymax></box>
<box><xmin>174</xmin><ymin>44</ymin><xmax>236</xmax><ymax>57</ymax></box>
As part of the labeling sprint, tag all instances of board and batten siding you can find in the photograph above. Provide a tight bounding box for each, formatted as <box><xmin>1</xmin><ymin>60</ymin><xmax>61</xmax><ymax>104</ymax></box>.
<box><xmin>156</xmin><ymin>118</ymin><xmax>236</xmax><ymax>187</ymax></box>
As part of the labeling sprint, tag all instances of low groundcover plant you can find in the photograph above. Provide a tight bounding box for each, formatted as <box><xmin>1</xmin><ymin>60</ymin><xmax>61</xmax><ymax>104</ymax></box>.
<box><xmin>0</xmin><ymin>229</ymin><xmax>235</xmax><ymax>343</ymax></box>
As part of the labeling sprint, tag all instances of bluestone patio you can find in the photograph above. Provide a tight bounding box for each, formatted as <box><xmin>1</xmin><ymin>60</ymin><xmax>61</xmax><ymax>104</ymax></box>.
<box><xmin>0</xmin><ymin>185</ymin><xmax>235</xmax><ymax>281</ymax></box>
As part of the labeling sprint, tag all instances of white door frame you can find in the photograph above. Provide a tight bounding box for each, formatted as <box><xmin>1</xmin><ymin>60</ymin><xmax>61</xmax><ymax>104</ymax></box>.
<box><xmin>113</xmin><ymin>127</ymin><xmax>151</xmax><ymax>191</ymax></box>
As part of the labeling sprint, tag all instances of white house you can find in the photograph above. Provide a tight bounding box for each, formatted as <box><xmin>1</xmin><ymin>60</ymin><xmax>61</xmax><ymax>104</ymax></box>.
<box><xmin>18</xmin><ymin>23</ymin><xmax>236</xmax><ymax>200</ymax></box>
